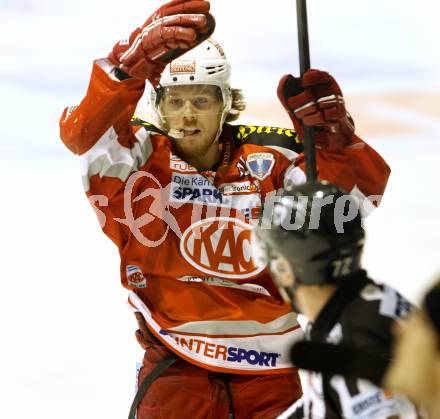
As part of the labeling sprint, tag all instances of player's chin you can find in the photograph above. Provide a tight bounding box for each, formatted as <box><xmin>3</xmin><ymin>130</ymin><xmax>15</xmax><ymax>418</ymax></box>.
<box><xmin>176</xmin><ymin>138</ymin><xmax>206</xmax><ymax>156</ymax></box>
<box><xmin>181</xmin><ymin>134</ymin><xmax>212</xmax><ymax>150</ymax></box>
<box><xmin>182</xmin><ymin>133</ymin><xmax>202</xmax><ymax>144</ymax></box>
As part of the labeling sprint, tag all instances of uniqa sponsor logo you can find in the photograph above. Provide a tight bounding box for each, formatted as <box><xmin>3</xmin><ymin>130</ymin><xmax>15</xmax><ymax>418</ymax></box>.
<box><xmin>180</xmin><ymin>217</ymin><xmax>263</xmax><ymax>279</ymax></box>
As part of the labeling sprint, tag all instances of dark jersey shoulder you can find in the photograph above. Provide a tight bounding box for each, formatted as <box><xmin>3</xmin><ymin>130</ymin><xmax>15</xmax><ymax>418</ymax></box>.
<box><xmin>340</xmin><ymin>280</ymin><xmax>412</xmax><ymax>359</ymax></box>
<box><xmin>229</xmin><ymin>123</ymin><xmax>303</xmax><ymax>154</ymax></box>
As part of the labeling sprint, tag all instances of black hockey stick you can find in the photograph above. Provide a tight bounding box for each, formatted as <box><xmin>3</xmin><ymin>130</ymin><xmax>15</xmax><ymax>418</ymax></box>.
<box><xmin>296</xmin><ymin>0</ymin><xmax>317</xmax><ymax>181</ymax></box>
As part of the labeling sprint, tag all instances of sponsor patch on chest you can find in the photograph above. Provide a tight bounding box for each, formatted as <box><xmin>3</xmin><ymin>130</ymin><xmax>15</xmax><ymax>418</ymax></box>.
<box><xmin>170</xmin><ymin>173</ymin><xmax>230</xmax><ymax>205</ymax></box>
<box><xmin>169</xmin><ymin>154</ymin><xmax>198</xmax><ymax>173</ymax></box>
<box><xmin>218</xmin><ymin>181</ymin><xmax>260</xmax><ymax>195</ymax></box>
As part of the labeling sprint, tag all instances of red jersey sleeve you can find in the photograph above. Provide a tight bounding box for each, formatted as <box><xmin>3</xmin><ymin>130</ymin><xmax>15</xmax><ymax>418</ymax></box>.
<box><xmin>283</xmin><ymin>134</ymin><xmax>391</xmax><ymax>213</ymax></box>
<box><xmin>59</xmin><ymin>58</ymin><xmax>153</xmax><ymax>246</ymax></box>
<box><xmin>60</xmin><ymin>58</ymin><xmax>146</xmax><ymax>155</ymax></box>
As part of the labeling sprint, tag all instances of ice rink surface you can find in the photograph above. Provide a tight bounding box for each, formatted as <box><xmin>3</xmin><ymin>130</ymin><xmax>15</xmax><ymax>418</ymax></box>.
<box><xmin>0</xmin><ymin>1</ymin><xmax>439</xmax><ymax>417</ymax></box>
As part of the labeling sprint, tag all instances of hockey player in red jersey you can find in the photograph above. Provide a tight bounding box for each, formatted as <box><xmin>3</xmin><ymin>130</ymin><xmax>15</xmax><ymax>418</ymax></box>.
<box><xmin>59</xmin><ymin>0</ymin><xmax>390</xmax><ymax>417</ymax></box>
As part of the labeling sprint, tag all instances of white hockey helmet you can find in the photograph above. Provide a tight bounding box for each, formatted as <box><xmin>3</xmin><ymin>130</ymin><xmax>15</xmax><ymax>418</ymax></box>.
<box><xmin>151</xmin><ymin>38</ymin><xmax>232</xmax><ymax>134</ymax></box>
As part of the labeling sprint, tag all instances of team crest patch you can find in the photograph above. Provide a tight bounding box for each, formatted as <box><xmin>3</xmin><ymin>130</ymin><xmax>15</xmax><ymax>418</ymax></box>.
<box><xmin>246</xmin><ymin>153</ymin><xmax>275</xmax><ymax>180</ymax></box>
<box><xmin>126</xmin><ymin>265</ymin><xmax>147</xmax><ymax>288</ymax></box>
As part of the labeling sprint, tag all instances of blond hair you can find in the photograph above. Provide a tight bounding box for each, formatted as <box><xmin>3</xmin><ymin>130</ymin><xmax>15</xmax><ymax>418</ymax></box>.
<box><xmin>225</xmin><ymin>88</ymin><xmax>246</xmax><ymax>122</ymax></box>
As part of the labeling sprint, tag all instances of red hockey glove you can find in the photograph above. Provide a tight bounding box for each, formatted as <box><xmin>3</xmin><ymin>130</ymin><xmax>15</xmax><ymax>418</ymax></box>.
<box><xmin>277</xmin><ymin>69</ymin><xmax>355</xmax><ymax>148</ymax></box>
<box><xmin>109</xmin><ymin>0</ymin><xmax>214</xmax><ymax>85</ymax></box>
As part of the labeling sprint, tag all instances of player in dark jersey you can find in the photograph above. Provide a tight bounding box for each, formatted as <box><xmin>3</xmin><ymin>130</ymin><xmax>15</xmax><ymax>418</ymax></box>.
<box><xmin>251</xmin><ymin>181</ymin><xmax>420</xmax><ymax>418</ymax></box>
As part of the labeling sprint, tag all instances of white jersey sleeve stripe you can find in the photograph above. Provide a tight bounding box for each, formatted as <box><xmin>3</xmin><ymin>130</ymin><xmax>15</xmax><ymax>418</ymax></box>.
<box><xmin>80</xmin><ymin>125</ymin><xmax>153</xmax><ymax>191</ymax></box>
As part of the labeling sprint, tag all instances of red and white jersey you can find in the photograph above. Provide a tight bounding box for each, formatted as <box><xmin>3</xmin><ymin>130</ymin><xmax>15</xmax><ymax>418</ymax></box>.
<box><xmin>60</xmin><ymin>59</ymin><xmax>391</xmax><ymax>375</ymax></box>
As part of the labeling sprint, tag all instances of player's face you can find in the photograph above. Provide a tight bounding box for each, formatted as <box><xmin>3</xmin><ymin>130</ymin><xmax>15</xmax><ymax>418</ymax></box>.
<box><xmin>159</xmin><ymin>85</ymin><xmax>224</xmax><ymax>157</ymax></box>
<box><xmin>268</xmin><ymin>253</ymin><xmax>295</xmax><ymax>303</ymax></box>
<box><xmin>384</xmin><ymin>312</ymin><xmax>440</xmax><ymax>405</ymax></box>
<box><xmin>250</xmin><ymin>228</ymin><xmax>296</xmax><ymax>303</ymax></box>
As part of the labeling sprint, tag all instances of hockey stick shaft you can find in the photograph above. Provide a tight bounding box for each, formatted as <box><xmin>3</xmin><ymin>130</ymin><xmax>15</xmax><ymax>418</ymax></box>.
<box><xmin>296</xmin><ymin>0</ymin><xmax>317</xmax><ymax>181</ymax></box>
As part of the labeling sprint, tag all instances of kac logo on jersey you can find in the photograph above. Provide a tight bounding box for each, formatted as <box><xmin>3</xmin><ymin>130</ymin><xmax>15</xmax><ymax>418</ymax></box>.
<box><xmin>180</xmin><ymin>217</ymin><xmax>264</xmax><ymax>279</ymax></box>
<box><xmin>126</xmin><ymin>265</ymin><xmax>147</xmax><ymax>288</ymax></box>
<box><xmin>246</xmin><ymin>153</ymin><xmax>275</xmax><ymax>180</ymax></box>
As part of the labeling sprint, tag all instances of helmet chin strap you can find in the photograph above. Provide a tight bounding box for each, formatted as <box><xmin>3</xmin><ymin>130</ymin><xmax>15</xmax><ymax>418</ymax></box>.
<box><xmin>287</xmin><ymin>284</ymin><xmax>303</xmax><ymax>315</ymax></box>
<box><xmin>202</xmin><ymin>89</ymin><xmax>232</xmax><ymax>150</ymax></box>
<box><xmin>212</xmin><ymin>108</ymin><xmax>228</xmax><ymax>145</ymax></box>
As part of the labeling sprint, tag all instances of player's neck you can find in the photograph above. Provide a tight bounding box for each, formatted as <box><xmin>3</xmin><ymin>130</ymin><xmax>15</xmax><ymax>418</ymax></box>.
<box><xmin>183</xmin><ymin>141</ymin><xmax>221</xmax><ymax>171</ymax></box>
<box><xmin>296</xmin><ymin>285</ymin><xmax>338</xmax><ymax>323</ymax></box>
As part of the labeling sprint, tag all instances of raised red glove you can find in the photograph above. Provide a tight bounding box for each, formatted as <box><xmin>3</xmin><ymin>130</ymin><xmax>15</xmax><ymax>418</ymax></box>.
<box><xmin>109</xmin><ymin>0</ymin><xmax>214</xmax><ymax>85</ymax></box>
<box><xmin>277</xmin><ymin>69</ymin><xmax>355</xmax><ymax>148</ymax></box>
